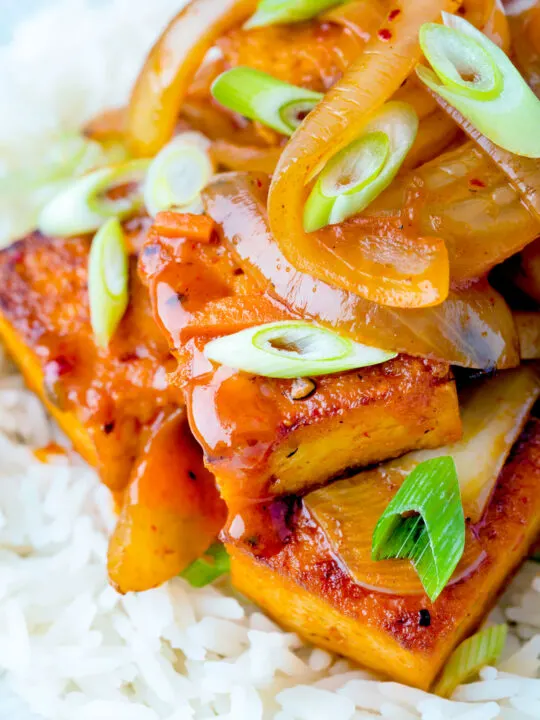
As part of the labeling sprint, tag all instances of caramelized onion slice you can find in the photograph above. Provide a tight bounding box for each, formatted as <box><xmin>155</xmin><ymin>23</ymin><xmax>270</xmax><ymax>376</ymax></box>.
<box><xmin>385</xmin><ymin>367</ymin><xmax>540</xmax><ymax>522</ymax></box>
<box><xmin>421</xmin><ymin>78</ymin><xmax>540</xmax><ymax>223</ymax></box>
<box><xmin>305</xmin><ymin>469</ymin><xmax>484</xmax><ymax>597</ymax></box>
<box><xmin>267</xmin><ymin>0</ymin><xmax>459</xmax><ymax>302</ymax></box>
<box><xmin>126</xmin><ymin>0</ymin><xmax>258</xmax><ymax>157</ymax></box>
<box><xmin>203</xmin><ymin>172</ymin><xmax>520</xmax><ymax>369</ymax></box>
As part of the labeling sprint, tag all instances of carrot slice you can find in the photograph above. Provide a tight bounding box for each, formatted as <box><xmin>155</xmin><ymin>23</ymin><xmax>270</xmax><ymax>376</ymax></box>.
<box><xmin>268</xmin><ymin>0</ymin><xmax>459</xmax><ymax>309</ymax></box>
<box><xmin>153</xmin><ymin>212</ymin><xmax>216</xmax><ymax>241</ymax></box>
<box><xmin>126</xmin><ymin>0</ymin><xmax>258</xmax><ymax>156</ymax></box>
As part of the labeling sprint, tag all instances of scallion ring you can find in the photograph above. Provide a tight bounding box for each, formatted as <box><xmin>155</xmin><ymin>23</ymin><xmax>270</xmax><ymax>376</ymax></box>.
<box><xmin>143</xmin><ymin>133</ymin><xmax>214</xmax><ymax>218</ymax></box>
<box><xmin>417</xmin><ymin>12</ymin><xmax>540</xmax><ymax>158</ymax></box>
<box><xmin>88</xmin><ymin>218</ymin><xmax>129</xmax><ymax>349</ymax></box>
<box><xmin>304</xmin><ymin>102</ymin><xmax>418</xmax><ymax>232</ymax></box>
<box><xmin>38</xmin><ymin>159</ymin><xmax>149</xmax><ymax>237</ymax></box>
<box><xmin>371</xmin><ymin>457</ymin><xmax>465</xmax><ymax>602</ymax></box>
<box><xmin>435</xmin><ymin>624</ymin><xmax>508</xmax><ymax>697</ymax></box>
<box><xmin>181</xmin><ymin>543</ymin><xmax>230</xmax><ymax>588</ymax></box>
<box><xmin>203</xmin><ymin>321</ymin><xmax>397</xmax><ymax>379</ymax></box>
<box><xmin>211</xmin><ymin>67</ymin><xmax>323</xmax><ymax>137</ymax></box>
<box><xmin>245</xmin><ymin>0</ymin><xmax>345</xmax><ymax>28</ymax></box>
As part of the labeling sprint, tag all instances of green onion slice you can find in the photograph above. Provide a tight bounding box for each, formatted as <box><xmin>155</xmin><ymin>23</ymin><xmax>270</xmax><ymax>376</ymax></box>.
<box><xmin>304</xmin><ymin>102</ymin><xmax>418</xmax><ymax>232</ymax></box>
<box><xmin>371</xmin><ymin>457</ymin><xmax>465</xmax><ymax>602</ymax></box>
<box><xmin>203</xmin><ymin>321</ymin><xmax>397</xmax><ymax>379</ymax></box>
<box><xmin>38</xmin><ymin>159</ymin><xmax>149</xmax><ymax>237</ymax></box>
<box><xmin>211</xmin><ymin>67</ymin><xmax>323</xmax><ymax>137</ymax></box>
<box><xmin>88</xmin><ymin>218</ymin><xmax>130</xmax><ymax>348</ymax></box>
<box><xmin>245</xmin><ymin>0</ymin><xmax>345</xmax><ymax>28</ymax></box>
<box><xmin>143</xmin><ymin>133</ymin><xmax>214</xmax><ymax>218</ymax></box>
<box><xmin>434</xmin><ymin>624</ymin><xmax>508</xmax><ymax>697</ymax></box>
<box><xmin>417</xmin><ymin>12</ymin><xmax>540</xmax><ymax>158</ymax></box>
<box><xmin>181</xmin><ymin>543</ymin><xmax>231</xmax><ymax>588</ymax></box>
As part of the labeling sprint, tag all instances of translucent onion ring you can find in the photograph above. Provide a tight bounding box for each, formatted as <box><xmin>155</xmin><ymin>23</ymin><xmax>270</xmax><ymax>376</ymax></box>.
<box><xmin>126</xmin><ymin>0</ymin><xmax>258</xmax><ymax>157</ymax></box>
<box><xmin>267</xmin><ymin>0</ymin><xmax>459</xmax><ymax>307</ymax></box>
<box><xmin>203</xmin><ymin>172</ymin><xmax>520</xmax><ymax>369</ymax></box>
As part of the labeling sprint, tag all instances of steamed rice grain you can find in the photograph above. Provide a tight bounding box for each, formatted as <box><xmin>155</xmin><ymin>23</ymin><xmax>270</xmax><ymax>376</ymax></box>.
<box><xmin>0</xmin><ymin>2</ymin><xmax>539</xmax><ymax>719</ymax></box>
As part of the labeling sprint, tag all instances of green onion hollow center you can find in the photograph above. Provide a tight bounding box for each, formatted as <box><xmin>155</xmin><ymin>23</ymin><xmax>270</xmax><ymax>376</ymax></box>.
<box><xmin>371</xmin><ymin>456</ymin><xmax>466</xmax><ymax>602</ymax></box>
<box><xmin>143</xmin><ymin>134</ymin><xmax>213</xmax><ymax>217</ymax></box>
<box><xmin>211</xmin><ymin>67</ymin><xmax>323</xmax><ymax>137</ymax></box>
<box><xmin>319</xmin><ymin>131</ymin><xmax>390</xmax><ymax>198</ymax></box>
<box><xmin>204</xmin><ymin>321</ymin><xmax>397</xmax><ymax>379</ymax></box>
<box><xmin>304</xmin><ymin>102</ymin><xmax>418</xmax><ymax>231</ymax></box>
<box><xmin>38</xmin><ymin>159</ymin><xmax>149</xmax><ymax>237</ymax></box>
<box><xmin>417</xmin><ymin>12</ymin><xmax>540</xmax><ymax>158</ymax></box>
<box><xmin>419</xmin><ymin>23</ymin><xmax>503</xmax><ymax>101</ymax></box>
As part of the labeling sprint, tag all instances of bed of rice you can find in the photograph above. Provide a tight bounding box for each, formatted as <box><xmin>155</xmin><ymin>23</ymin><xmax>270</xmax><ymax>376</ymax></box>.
<box><xmin>0</xmin><ymin>2</ymin><xmax>539</xmax><ymax>718</ymax></box>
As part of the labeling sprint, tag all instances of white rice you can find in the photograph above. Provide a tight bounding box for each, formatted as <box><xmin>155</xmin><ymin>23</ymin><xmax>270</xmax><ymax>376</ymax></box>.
<box><xmin>0</xmin><ymin>1</ymin><xmax>539</xmax><ymax>718</ymax></box>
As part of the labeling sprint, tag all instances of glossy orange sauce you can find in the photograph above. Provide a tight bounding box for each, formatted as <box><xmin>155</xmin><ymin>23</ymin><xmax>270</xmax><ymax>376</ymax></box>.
<box><xmin>0</xmin><ymin>227</ymin><xmax>181</xmax><ymax>490</ymax></box>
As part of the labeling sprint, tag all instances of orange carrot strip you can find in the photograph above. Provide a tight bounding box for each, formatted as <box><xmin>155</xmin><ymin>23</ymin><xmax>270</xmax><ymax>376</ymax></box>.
<box><xmin>154</xmin><ymin>212</ymin><xmax>216</xmax><ymax>241</ymax></box>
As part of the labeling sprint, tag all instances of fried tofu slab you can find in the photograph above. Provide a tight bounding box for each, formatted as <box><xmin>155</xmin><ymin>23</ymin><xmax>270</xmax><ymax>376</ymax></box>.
<box><xmin>140</xmin><ymin>218</ymin><xmax>462</xmax><ymax>503</ymax></box>
<box><xmin>0</xmin><ymin>230</ymin><xmax>225</xmax><ymax>592</ymax></box>
<box><xmin>228</xmin><ymin>417</ymin><xmax>540</xmax><ymax>689</ymax></box>
<box><xmin>0</xmin><ymin>228</ymin><xmax>180</xmax><ymax>490</ymax></box>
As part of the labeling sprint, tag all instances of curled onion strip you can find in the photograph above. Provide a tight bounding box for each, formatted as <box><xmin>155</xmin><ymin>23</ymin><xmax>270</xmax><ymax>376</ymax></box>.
<box><xmin>126</xmin><ymin>0</ymin><xmax>258</xmax><ymax>157</ymax></box>
<box><xmin>267</xmin><ymin>0</ymin><xmax>458</xmax><ymax>308</ymax></box>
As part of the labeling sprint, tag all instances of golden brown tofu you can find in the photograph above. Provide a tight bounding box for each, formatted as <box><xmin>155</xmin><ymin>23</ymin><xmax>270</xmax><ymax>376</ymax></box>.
<box><xmin>228</xmin><ymin>418</ymin><xmax>540</xmax><ymax>689</ymax></box>
<box><xmin>0</xmin><ymin>227</ymin><xmax>180</xmax><ymax>491</ymax></box>
<box><xmin>140</xmin><ymin>217</ymin><xmax>462</xmax><ymax>503</ymax></box>
<box><xmin>187</xmin><ymin>357</ymin><xmax>461</xmax><ymax>503</ymax></box>
<box><xmin>0</xmin><ymin>230</ymin><xmax>226</xmax><ymax>591</ymax></box>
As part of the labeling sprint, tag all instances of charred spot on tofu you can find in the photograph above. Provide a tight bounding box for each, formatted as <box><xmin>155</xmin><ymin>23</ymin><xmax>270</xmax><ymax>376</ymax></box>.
<box><xmin>228</xmin><ymin>419</ymin><xmax>540</xmax><ymax>689</ymax></box>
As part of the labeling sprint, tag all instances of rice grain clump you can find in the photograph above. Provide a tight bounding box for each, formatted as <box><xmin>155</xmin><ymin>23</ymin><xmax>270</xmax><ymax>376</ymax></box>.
<box><xmin>0</xmin><ymin>1</ymin><xmax>539</xmax><ymax>719</ymax></box>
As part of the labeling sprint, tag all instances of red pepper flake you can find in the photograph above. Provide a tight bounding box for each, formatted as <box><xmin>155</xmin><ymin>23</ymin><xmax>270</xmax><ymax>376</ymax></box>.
<box><xmin>469</xmin><ymin>177</ymin><xmax>486</xmax><ymax>188</ymax></box>
<box><xmin>378</xmin><ymin>28</ymin><xmax>392</xmax><ymax>41</ymax></box>
<box><xmin>388</xmin><ymin>8</ymin><xmax>401</xmax><ymax>21</ymax></box>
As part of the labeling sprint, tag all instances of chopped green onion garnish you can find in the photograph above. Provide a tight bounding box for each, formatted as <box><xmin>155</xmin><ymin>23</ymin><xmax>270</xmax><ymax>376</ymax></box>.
<box><xmin>143</xmin><ymin>133</ymin><xmax>214</xmax><ymax>218</ymax></box>
<box><xmin>304</xmin><ymin>102</ymin><xmax>418</xmax><ymax>232</ymax></box>
<box><xmin>88</xmin><ymin>218</ymin><xmax>129</xmax><ymax>348</ymax></box>
<box><xmin>417</xmin><ymin>12</ymin><xmax>540</xmax><ymax>158</ymax></box>
<box><xmin>434</xmin><ymin>624</ymin><xmax>508</xmax><ymax>697</ymax></box>
<box><xmin>38</xmin><ymin>159</ymin><xmax>149</xmax><ymax>237</ymax></box>
<box><xmin>204</xmin><ymin>321</ymin><xmax>397</xmax><ymax>379</ymax></box>
<box><xmin>245</xmin><ymin>0</ymin><xmax>345</xmax><ymax>28</ymax></box>
<box><xmin>211</xmin><ymin>67</ymin><xmax>323</xmax><ymax>137</ymax></box>
<box><xmin>181</xmin><ymin>543</ymin><xmax>231</xmax><ymax>588</ymax></box>
<box><xmin>371</xmin><ymin>457</ymin><xmax>465</xmax><ymax>602</ymax></box>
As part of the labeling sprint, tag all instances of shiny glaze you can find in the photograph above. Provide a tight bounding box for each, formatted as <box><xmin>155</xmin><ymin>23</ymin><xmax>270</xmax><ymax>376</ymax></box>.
<box><xmin>139</xmin><ymin>218</ymin><xmax>460</xmax><ymax>518</ymax></box>
<box><xmin>108</xmin><ymin>407</ymin><xmax>226</xmax><ymax>593</ymax></box>
<box><xmin>227</xmin><ymin>418</ymin><xmax>540</xmax><ymax>656</ymax></box>
<box><xmin>0</xmin><ymin>229</ymin><xmax>181</xmax><ymax>490</ymax></box>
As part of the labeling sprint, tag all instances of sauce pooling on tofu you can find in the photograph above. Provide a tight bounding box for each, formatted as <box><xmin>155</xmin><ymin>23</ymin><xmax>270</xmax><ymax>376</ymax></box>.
<box><xmin>0</xmin><ymin>229</ymin><xmax>182</xmax><ymax>490</ymax></box>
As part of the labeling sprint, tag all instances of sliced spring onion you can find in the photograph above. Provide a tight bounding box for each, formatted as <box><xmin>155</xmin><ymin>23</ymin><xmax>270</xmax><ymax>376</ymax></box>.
<box><xmin>304</xmin><ymin>102</ymin><xmax>418</xmax><ymax>232</ymax></box>
<box><xmin>371</xmin><ymin>457</ymin><xmax>465</xmax><ymax>602</ymax></box>
<box><xmin>203</xmin><ymin>321</ymin><xmax>397</xmax><ymax>379</ymax></box>
<box><xmin>0</xmin><ymin>133</ymin><xmax>128</xmax><ymax>248</ymax></box>
<box><xmin>417</xmin><ymin>12</ymin><xmax>540</xmax><ymax>158</ymax></box>
<box><xmin>38</xmin><ymin>159</ymin><xmax>149</xmax><ymax>237</ymax></box>
<box><xmin>88</xmin><ymin>218</ymin><xmax>129</xmax><ymax>348</ymax></box>
<box><xmin>181</xmin><ymin>543</ymin><xmax>231</xmax><ymax>588</ymax></box>
<box><xmin>143</xmin><ymin>133</ymin><xmax>214</xmax><ymax>218</ymax></box>
<box><xmin>434</xmin><ymin>624</ymin><xmax>508</xmax><ymax>697</ymax></box>
<box><xmin>245</xmin><ymin>0</ymin><xmax>345</xmax><ymax>29</ymax></box>
<box><xmin>211</xmin><ymin>67</ymin><xmax>323</xmax><ymax>137</ymax></box>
